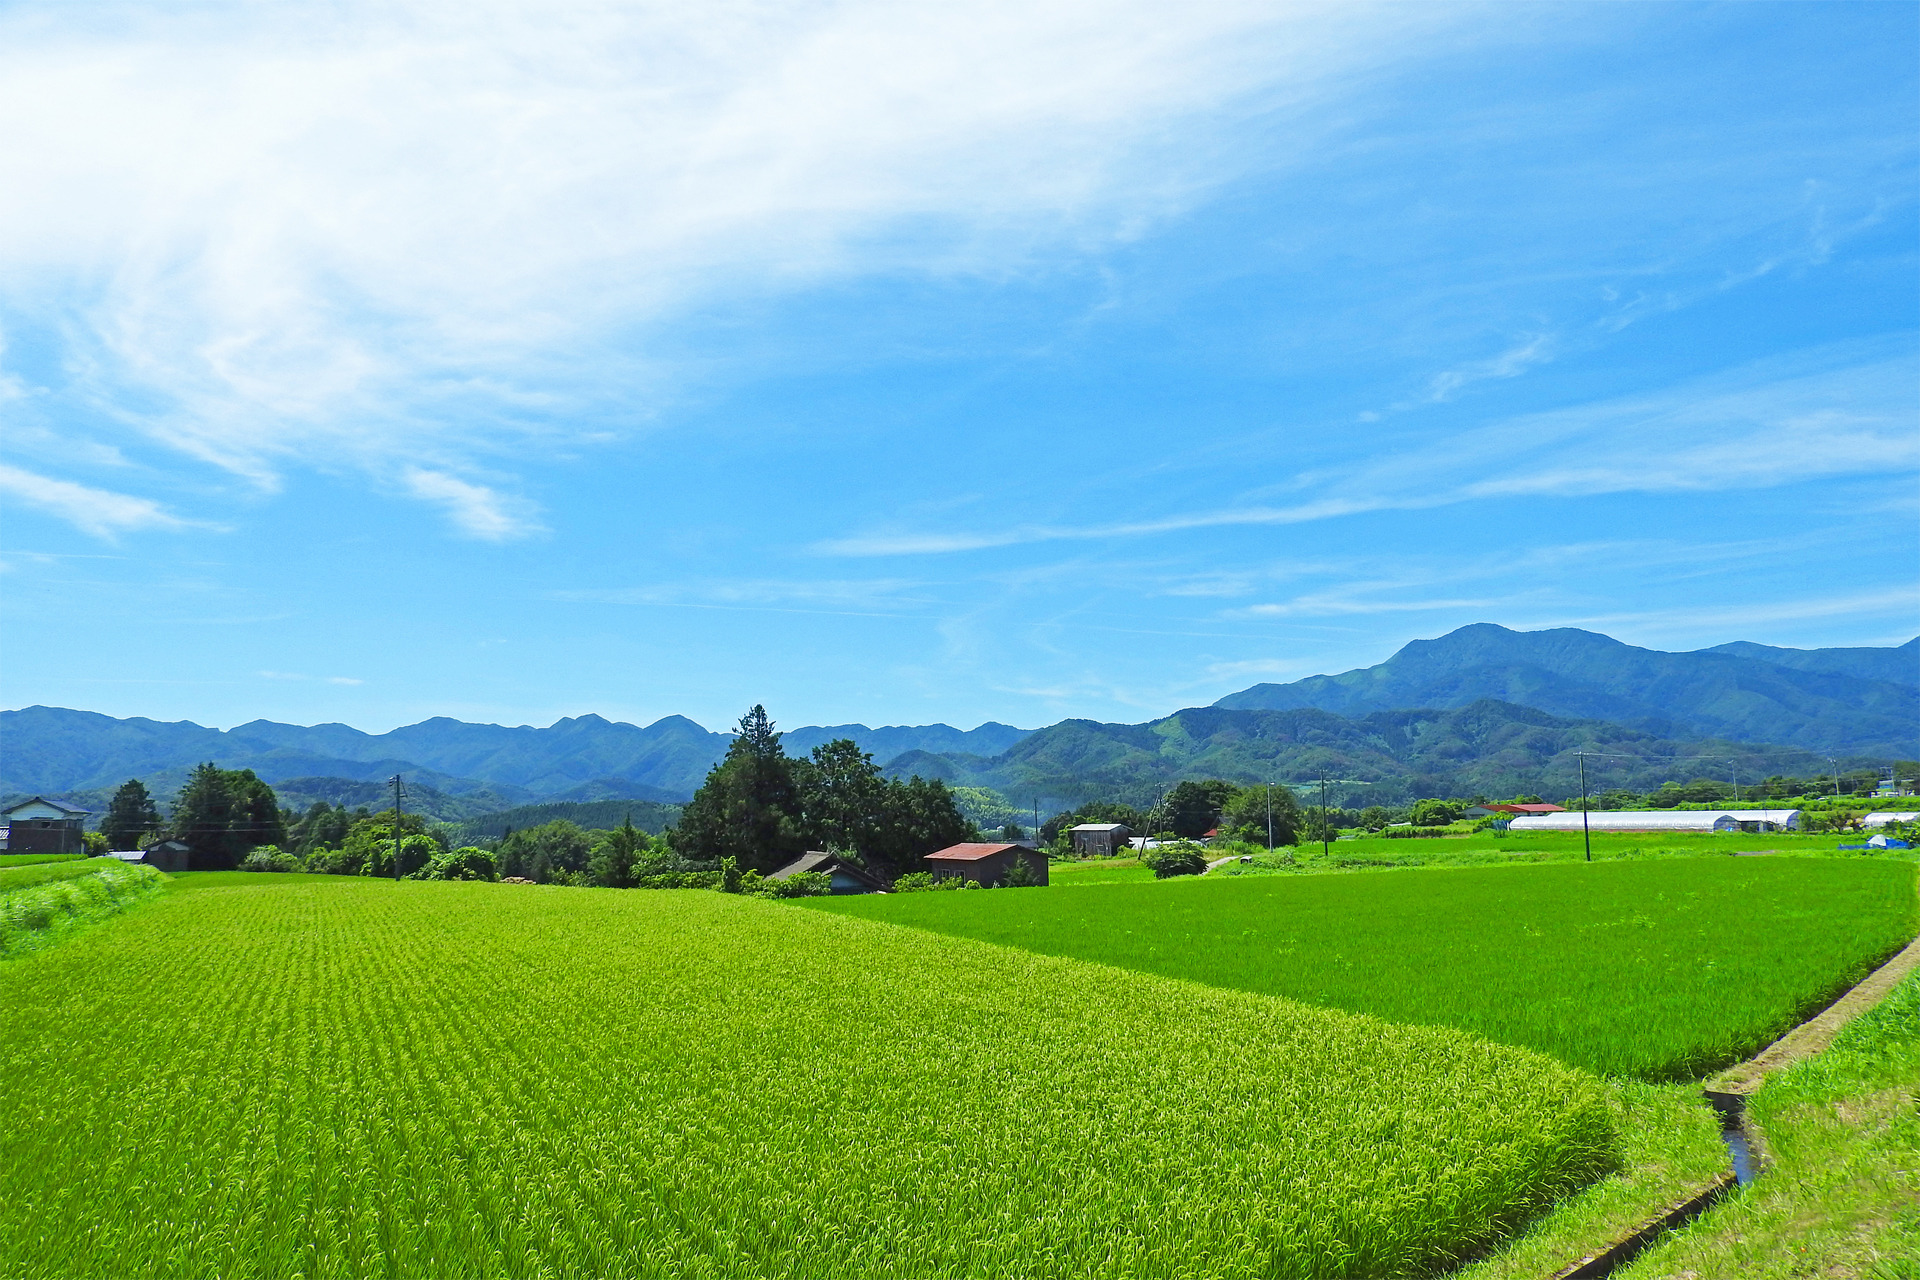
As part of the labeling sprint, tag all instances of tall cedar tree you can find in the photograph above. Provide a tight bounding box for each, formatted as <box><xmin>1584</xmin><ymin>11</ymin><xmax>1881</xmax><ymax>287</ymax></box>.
<box><xmin>101</xmin><ymin>779</ymin><xmax>160</xmax><ymax>851</ymax></box>
<box><xmin>170</xmin><ymin>764</ymin><xmax>287</xmax><ymax>869</ymax></box>
<box><xmin>675</xmin><ymin>706</ymin><xmax>806</xmax><ymax>873</ymax></box>
<box><xmin>1164</xmin><ymin>779</ymin><xmax>1240</xmax><ymax>837</ymax></box>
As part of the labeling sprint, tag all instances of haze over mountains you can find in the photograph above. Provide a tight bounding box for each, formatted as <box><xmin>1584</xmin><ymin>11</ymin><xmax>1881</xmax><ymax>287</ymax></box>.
<box><xmin>5</xmin><ymin>625</ymin><xmax>1912</xmax><ymax>813</ymax></box>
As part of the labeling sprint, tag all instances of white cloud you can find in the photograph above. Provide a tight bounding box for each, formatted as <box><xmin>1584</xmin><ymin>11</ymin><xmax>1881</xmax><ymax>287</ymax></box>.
<box><xmin>820</xmin><ymin>338</ymin><xmax>1920</xmax><ymax>556</ymax></box>
<box><xmin>401</xmin><ymin>468</ymin><xmax>544</xmax><ymax>540</ymax></box>
<box><xmin>0</xmin><ymin>463</ymin><xmax>198</xmax><ymax>538</ymax></box>
<box><xmin>0</xmin><ymin>0</ymin><xmax>1463</xmax><ymax>524</ymax></box>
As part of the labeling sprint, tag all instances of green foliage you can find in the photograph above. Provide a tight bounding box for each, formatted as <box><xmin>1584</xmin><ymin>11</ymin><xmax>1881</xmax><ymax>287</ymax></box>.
<box><xmin>81</xmin><ymin>831</ymin><xmax>108</xmax><ymax>856</ymax></box>
<box><xmin>0</xmin><ymin>860</ymin><xmax>167</xmax><ymax>960</ymax></box>
<box><xmin>894</xmin><ymin>871</ymin><xmax>979</xmax><ymax>892</ymax></box>
<box><xmin>287</xmin><ymin>800</ymin><xmax>364</xmax><ymax>858</ymax></box>
<box><xmin>811</xmin><ymin>858</ymin><xmax>1918</xmax><ymax>1081</ymax></box>
<box><xmin>0</xmin><ymin>854</ymin><xmax>85</xmax><ymax>869</ymax></box>
<box><xmin>999</xmin><ymin>852</ymin><xmax>1041</xmax><ymax>887</ymax></box>
<box><xmin>1220</xmin><ymin>783</ymin><xmax>1304</xmax><ymax>847</ymax></box>
<box><xmin>1140</xmin><ymin>840</ymin><xmax>1209</xmax><ymax>879</ymax></box>
<box><xmin>449</xmin><ymin>799</ymin><xmax>682</xmax><ymax>847</ymax></box>
<box><xmin>1161</xmin><ymin>779</ymin><xmax>1238</xmax><ymax>837</ymax></box>
<box><xmin>718</xmin><ymin>855</ymin><xmax>744</xmax><ymax>894</ymax></box>
<box><xmin>586</xmin><ymin>814</ymin><xmax>649</xmax><ymax>888</ymax></box>
<box><xmin>101</xmin><ymin>779</ymin><xmax>160</xmax><ymax>851</ymax></box>
<box><xmin>239</xmin><ymin>846</ymin><xmax>303</xmax><ymax>873</ymax></box>
<box><xmin>1410</xmin><ymin>798</ymin><xmax>1465</xmax><ymax>826</ymax></box>
<box><xmin>0</xmin><ymin>875</ymin><xmax>1613</xmax><ymax>1277</ymax></box>
<box><xmin>754</xmin><ymin>871</ymin><xmax>832</xmax><ymax>899</ymax></box>
<box><xmin>411</xmin><ymin>847</ymin><xmax>498</xmax><ymax>882</ymax></box>
<box><xmin>169</xmin><ymin>763</ymin><xmax>286</xmax><ymax>869</ymax></box>
<box><xmin>675</xmin><ymin>706</ymin><xmax>808</xmax><ymax>873</ymax></box>
<box><xmin>678</xmin><ymin>711</ymin><xmax>976</xmax><ymax>875</ymax></box>
<box><xmin>495</xmin><ymin>819</ymin><xmax>589</xmax><ymax>884</ymax></box>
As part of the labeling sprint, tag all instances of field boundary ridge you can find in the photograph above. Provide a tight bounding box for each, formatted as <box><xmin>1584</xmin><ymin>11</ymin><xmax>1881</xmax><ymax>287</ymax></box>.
<box><xmin>1706</xmin><ymin>929</ymin><xmax>1920</xmax><ymax>1099</ymax></box>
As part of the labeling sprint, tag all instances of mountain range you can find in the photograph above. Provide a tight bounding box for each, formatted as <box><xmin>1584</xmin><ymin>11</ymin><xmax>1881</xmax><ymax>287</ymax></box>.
<box><xmin>4</xmin><ymin>624</ymin><xmax>1911</xmax><ymax>815</ymax></box>
<box><xmin>1215</xmin><ymin>624</ymin><xmax>1917</xmax><ymax>756</ymax></box>
<box><xmin>0</xmin><ymin>706</ymin><xmax>1030</xmax><ymax>807</ymax></box>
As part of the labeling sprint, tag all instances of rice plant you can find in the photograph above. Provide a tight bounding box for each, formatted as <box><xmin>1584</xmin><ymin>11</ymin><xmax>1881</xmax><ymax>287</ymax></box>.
<box><xmin>812</xmin><ymin>857</ymin><xmax>1918</xmax><ymax>1080</ymax></box>
<box><xmin>0</xmin><ymin>875</ymin><xmax>1610</xmax><ymax>1278</ymax></box>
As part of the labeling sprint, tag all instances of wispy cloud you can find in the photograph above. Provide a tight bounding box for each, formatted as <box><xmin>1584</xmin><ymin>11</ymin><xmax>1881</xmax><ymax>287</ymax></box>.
<box><xmin>401</xmin><ymin>468</ymin><xmax>544</xmax><ymax>541</ymax></box>
<box><xmin>820</xmin><ymin>338</ymin><xmax>1920</xmax><ymax>557</ymax></box>
<box><xmin>0</xmin><ymin>464</ymin><xmax>199</xmax><ymax>539</ymax></box>
<box><xmin>0</xmin><ymin>0</ymin><xmax>1469</xmax><ymax>530</ymax></box>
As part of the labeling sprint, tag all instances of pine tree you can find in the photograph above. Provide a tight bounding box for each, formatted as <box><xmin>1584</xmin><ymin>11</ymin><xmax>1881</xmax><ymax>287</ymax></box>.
<box><xmin>101</xmin><ymin>779</ymin><xmax>160</xmax><ymax>852</ymax></box>
<box><xmin>674</xmin><ymin>705</ymin><xmax>805</xmax><ymax>873</ymax></box>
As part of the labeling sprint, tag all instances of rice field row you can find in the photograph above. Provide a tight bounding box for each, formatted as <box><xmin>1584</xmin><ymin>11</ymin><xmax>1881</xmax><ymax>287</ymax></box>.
<box><xmin>0</xmin><ymin>858</ymin><xmax>167</xmax><ymax>960</ymax></box>
<box><xmin>810</xmin><ymin>857</ymin><xmax>1919</xmax><ymax>1080</ymax></box>
<box><xmin>0</xmin><ymin>874</ymin><xmax>1611</xmax><ymax>1279</ymax></box>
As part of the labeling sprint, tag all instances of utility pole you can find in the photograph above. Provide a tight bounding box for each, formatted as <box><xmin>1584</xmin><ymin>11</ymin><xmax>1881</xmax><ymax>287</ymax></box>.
<box><xmin>1578</xmin><ymin>753</ymin><xmax>1591</xmax><ymax>863</ymax></box>
<box><xmin>1320</xmin><ymin>774</ymin><xmax>1330</xmax><ymax>859</ymax></box>
<box><xmin>390</xmin><ymin>774</ymin><xmax>406</xmax><ymax>880</ymax></box>
<box><xmin>1828</xmin><ymin>758</ymin><xmax>1841</xmax><ymax>800</ymax></box>
<box><xmin>1265</xmin><ymin>771</ymin><xmax>1274</xmax><ymax>850</ymax></box>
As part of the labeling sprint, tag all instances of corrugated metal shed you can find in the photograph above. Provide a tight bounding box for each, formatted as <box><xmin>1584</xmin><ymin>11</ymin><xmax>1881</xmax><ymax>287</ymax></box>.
<box><xmin>1507</xmin><ymin>809</ymin><xmax>1802</xmax><ymax>833</ymax></box>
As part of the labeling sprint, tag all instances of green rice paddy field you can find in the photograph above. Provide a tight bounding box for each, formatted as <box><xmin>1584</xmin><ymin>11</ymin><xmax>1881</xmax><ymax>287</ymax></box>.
<box><xmin>0</xmin><ymin>873</ymin><xmax>1610</xmax><ymax>1279</ymax></box>
<box><xmin>813</xmin><ymin>857</ymin><xmax>1919</xmax><ymax>1080</ymax></box>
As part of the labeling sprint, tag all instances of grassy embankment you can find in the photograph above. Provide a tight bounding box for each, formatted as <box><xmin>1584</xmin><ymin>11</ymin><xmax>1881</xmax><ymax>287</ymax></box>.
<box><xmin>815</xmin><ymin>857</ymin><xmax>1917</xmax><ymax>1080</ymax></box>
<box><xmin>1621</xmin><ymin>968</ymin><xmax>1920</xmax><ymax>1277</ymax></box>
<box><xmin>0</xmin><ymin>857</ymin><xmax>167</xmax><ymax>959</ymax></box>
<box><xmin>0</xmin><ymin>873</ymin><xmax>1611</xmax><ymax>1279</ymax></box>
<box><xmin>0</xmin><ymin>852</ymin><xmax>86</xmax><ymax>868</ymax></box>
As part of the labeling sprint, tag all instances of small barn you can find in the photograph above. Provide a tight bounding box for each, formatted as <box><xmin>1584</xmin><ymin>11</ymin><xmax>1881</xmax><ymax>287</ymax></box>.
<box><xmin>926</xmin><ymin>842</ymin><xmax>1049</xmax><ymax>887</ymax></box>
<box><xmin>764</xmin><ymin>851</ymin><xmax>888</xmax><ymax>895</ymax></box>
<box><xmin>1068</xmin><ymin>823</ymin><xmax>1132</xmax><ymax>857</ymax></box>
<box><xmin>1507</xmin><ymin>809</ymin><xmax>1801</xmax><ymax>834</ymax></box>
<box><xmin>0</xmin><ymin>797</ymin><xmax>92</xmax><ymax>854</ymax></box>
<box><xmin>109</xmin><ymin>839</ymin><xmax>191</xmax><ymax>872</ymax></box>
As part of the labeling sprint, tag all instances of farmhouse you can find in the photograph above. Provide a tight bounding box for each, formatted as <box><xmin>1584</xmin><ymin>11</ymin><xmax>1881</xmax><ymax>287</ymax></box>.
<box><xmin>0</xmin><ymin>797</ymin><xmax>91</xmax><ymax>854</ymax></box>
<box><xmin>926</xmin><ymin>842</ymin><xmax>1049</xmax><ymax>887</ymax></box>
<box><xmin>1068</xmin><ymin>823</ymin><xmax>1132</xmax><ymax>857</ymax></box>
<box><xmin>764</xmin><ymin>851</ymin><xmax>888</xmax><ymax>894</ymax></box>
<box><xmin>1507</xmin><ymin>809</ymin><xmax>1802</xmax><ymax>834</ymax></box>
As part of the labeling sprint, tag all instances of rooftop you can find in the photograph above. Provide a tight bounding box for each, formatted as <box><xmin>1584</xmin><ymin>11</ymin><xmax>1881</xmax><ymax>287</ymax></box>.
<box><xmin>926</xmin><ymin>842</ymin><xmax>1027</xmax><ymax>862</ymax></box>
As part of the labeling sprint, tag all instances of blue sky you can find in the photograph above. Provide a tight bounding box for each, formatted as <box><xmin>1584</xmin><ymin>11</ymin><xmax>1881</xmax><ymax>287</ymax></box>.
<box><xmin>2</xmin><ymin>0</ymin><xmax>1916</xmax><ymax>734</ymax></box>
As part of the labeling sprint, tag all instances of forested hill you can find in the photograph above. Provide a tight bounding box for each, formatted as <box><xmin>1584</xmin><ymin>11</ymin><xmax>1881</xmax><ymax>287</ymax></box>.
<box><xmin>0</xmin><ymin>705</ymin><xmax>1032</xmax><ymax>803</ymax></box>
<box><xmin>882</xmin><ymin>699</ymin><xmax>1873</xmax><ymax>809</ymax></box>
<box><xmin>1214</xmin><ymin>625</ymin><xmax>1918</xmax><ymax>757</ymax></box>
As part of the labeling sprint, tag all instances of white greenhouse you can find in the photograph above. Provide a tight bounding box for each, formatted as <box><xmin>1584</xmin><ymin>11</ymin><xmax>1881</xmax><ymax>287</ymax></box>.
<box><xmin>1862</xmin><ymin>812</ymin><xmax>1920</xmax><ymax>828</ymax></box>
<box><xmin>1506</xmin><ymin>809</ymin><xmax>1802</xmax><ymax>834</ymax></box>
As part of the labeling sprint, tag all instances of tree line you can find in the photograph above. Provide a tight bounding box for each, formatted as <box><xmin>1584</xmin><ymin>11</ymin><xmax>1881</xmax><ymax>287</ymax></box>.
<box><xmin>92</xmin><ymin>707</ymin><xmax>979</xmax><ymax>887</ymax></box>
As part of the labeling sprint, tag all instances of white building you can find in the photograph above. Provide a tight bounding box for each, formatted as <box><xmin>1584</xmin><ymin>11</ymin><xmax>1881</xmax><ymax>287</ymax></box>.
<box><xmin>1506</xmin><ymin>809</ymin><xmax>1801</xmax><ymax>834</ymax></box>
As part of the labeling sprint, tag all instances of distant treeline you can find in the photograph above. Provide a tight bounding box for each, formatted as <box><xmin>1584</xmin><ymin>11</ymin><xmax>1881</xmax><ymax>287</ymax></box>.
<box><xmin>449</xmin><ymin>800</ymin><xmax>682</xmax><ymax>846</ymax></box>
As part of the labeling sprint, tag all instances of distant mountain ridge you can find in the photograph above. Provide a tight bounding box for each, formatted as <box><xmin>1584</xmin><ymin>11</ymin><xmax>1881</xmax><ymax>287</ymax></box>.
<box><xmin>1214</xmin><ymin>625</ymin><xmax>1917</xmax><ymax>757</ymax></box>
<box><xmin>883</xmin><ymin>699</ymin><xmax>1859</xmax><ymax>809</ymax></box>
<box><xmin>0</xmin><ymin>706</ymin><xmax>1033</xmax><ymax>804</ymax></box>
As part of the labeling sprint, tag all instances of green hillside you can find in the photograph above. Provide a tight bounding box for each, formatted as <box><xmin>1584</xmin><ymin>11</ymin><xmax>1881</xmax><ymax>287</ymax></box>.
<box><xmin>886</xmin><ymin>698</ymin><xmax>1853</xmax><ymax>807</ymax></box>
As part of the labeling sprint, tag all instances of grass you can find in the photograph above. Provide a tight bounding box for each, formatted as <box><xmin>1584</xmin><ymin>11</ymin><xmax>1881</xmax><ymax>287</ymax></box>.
<box><xmin>1618</xmin><ymin>969</ymin><xmax>1920</xmax><ymax>1278</ymax></box>
<box><xmin>0</xmin><ymin>852</ymin><xmax>85</xmax><ymax>868</ymax></box>
<box><xmin>1215</xmin><ymin>828</ymin><xmax>1917</xmax><ymax>875</ymax></box>
<box><xmin>0</xmin><ymin>874</ymin><xmax>1612</xmax><ymax>1279</ymax></box>
<box><xmin>0</xmin><ymin>858</ymin><xmax>168</xmax><ymax>959</ymax></box>
<box><xmin>809</xmin><ymin>857</ymin><xmax>1919</xmax><ymax>1080</ymax></box>
<box><xmin>1047</xmin><ymin>856</ymin><xmax>1156</xmax><ymax>885</ymax></box>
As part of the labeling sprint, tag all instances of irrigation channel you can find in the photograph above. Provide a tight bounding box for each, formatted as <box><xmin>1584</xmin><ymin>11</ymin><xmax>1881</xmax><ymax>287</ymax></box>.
<box><xmin>1544</xmin><ymin>932</ymin><xmax>1920</xmax><ymax>1279</ymax></box>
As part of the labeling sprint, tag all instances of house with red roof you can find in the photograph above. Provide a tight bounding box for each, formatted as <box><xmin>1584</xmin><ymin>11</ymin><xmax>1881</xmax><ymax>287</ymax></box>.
<box><xmin>925</xmin><ymin>842</ymin><xmax>1048</xmax><ymax>887</ymax></box>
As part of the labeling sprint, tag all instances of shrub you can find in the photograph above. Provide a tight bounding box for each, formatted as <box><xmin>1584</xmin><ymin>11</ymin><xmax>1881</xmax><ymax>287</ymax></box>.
<box><xmin>895</xmin><ymin>872</ymin><xmax>982</xmax><ymax>892</ymax></box>
<box><xmin>999</xmin><ymin>854</ymin><xmax>1041</xmax><ymax>888</ymax></box>
<box><xmin>1141</xmin><ymin>841</ymin><xmax>1209</xmax><ymax>879</ymax></box>
<box><xmin>1409</xmin><ymin>799</ymin><xmax>1464</xmax><ymax>827</ymax></box>
<box><xmin>756</xmin><ymin>871</ymin><xmax>832</xmax><ymax>899</ymax></box>
<box><xmin>239</xmin><ymin>847</ymin><xmax>303</xmax><ymax>873</ymax></box>
<box><xmin>412</xmin><ymin>847</ymin><xmax>499</xmax><ymax>882</ymax></box>
<box><xmin>83</xmin><ymin>832</ymin><xmax>109</xmax><ymax>856</ymax></box>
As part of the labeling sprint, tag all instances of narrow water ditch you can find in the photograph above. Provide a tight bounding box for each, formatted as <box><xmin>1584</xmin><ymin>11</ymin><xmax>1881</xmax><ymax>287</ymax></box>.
<box><xmin>1547</xmin><ymin>930</ymin><xmax>1920</xmax><ymax>1278</ymax></box>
